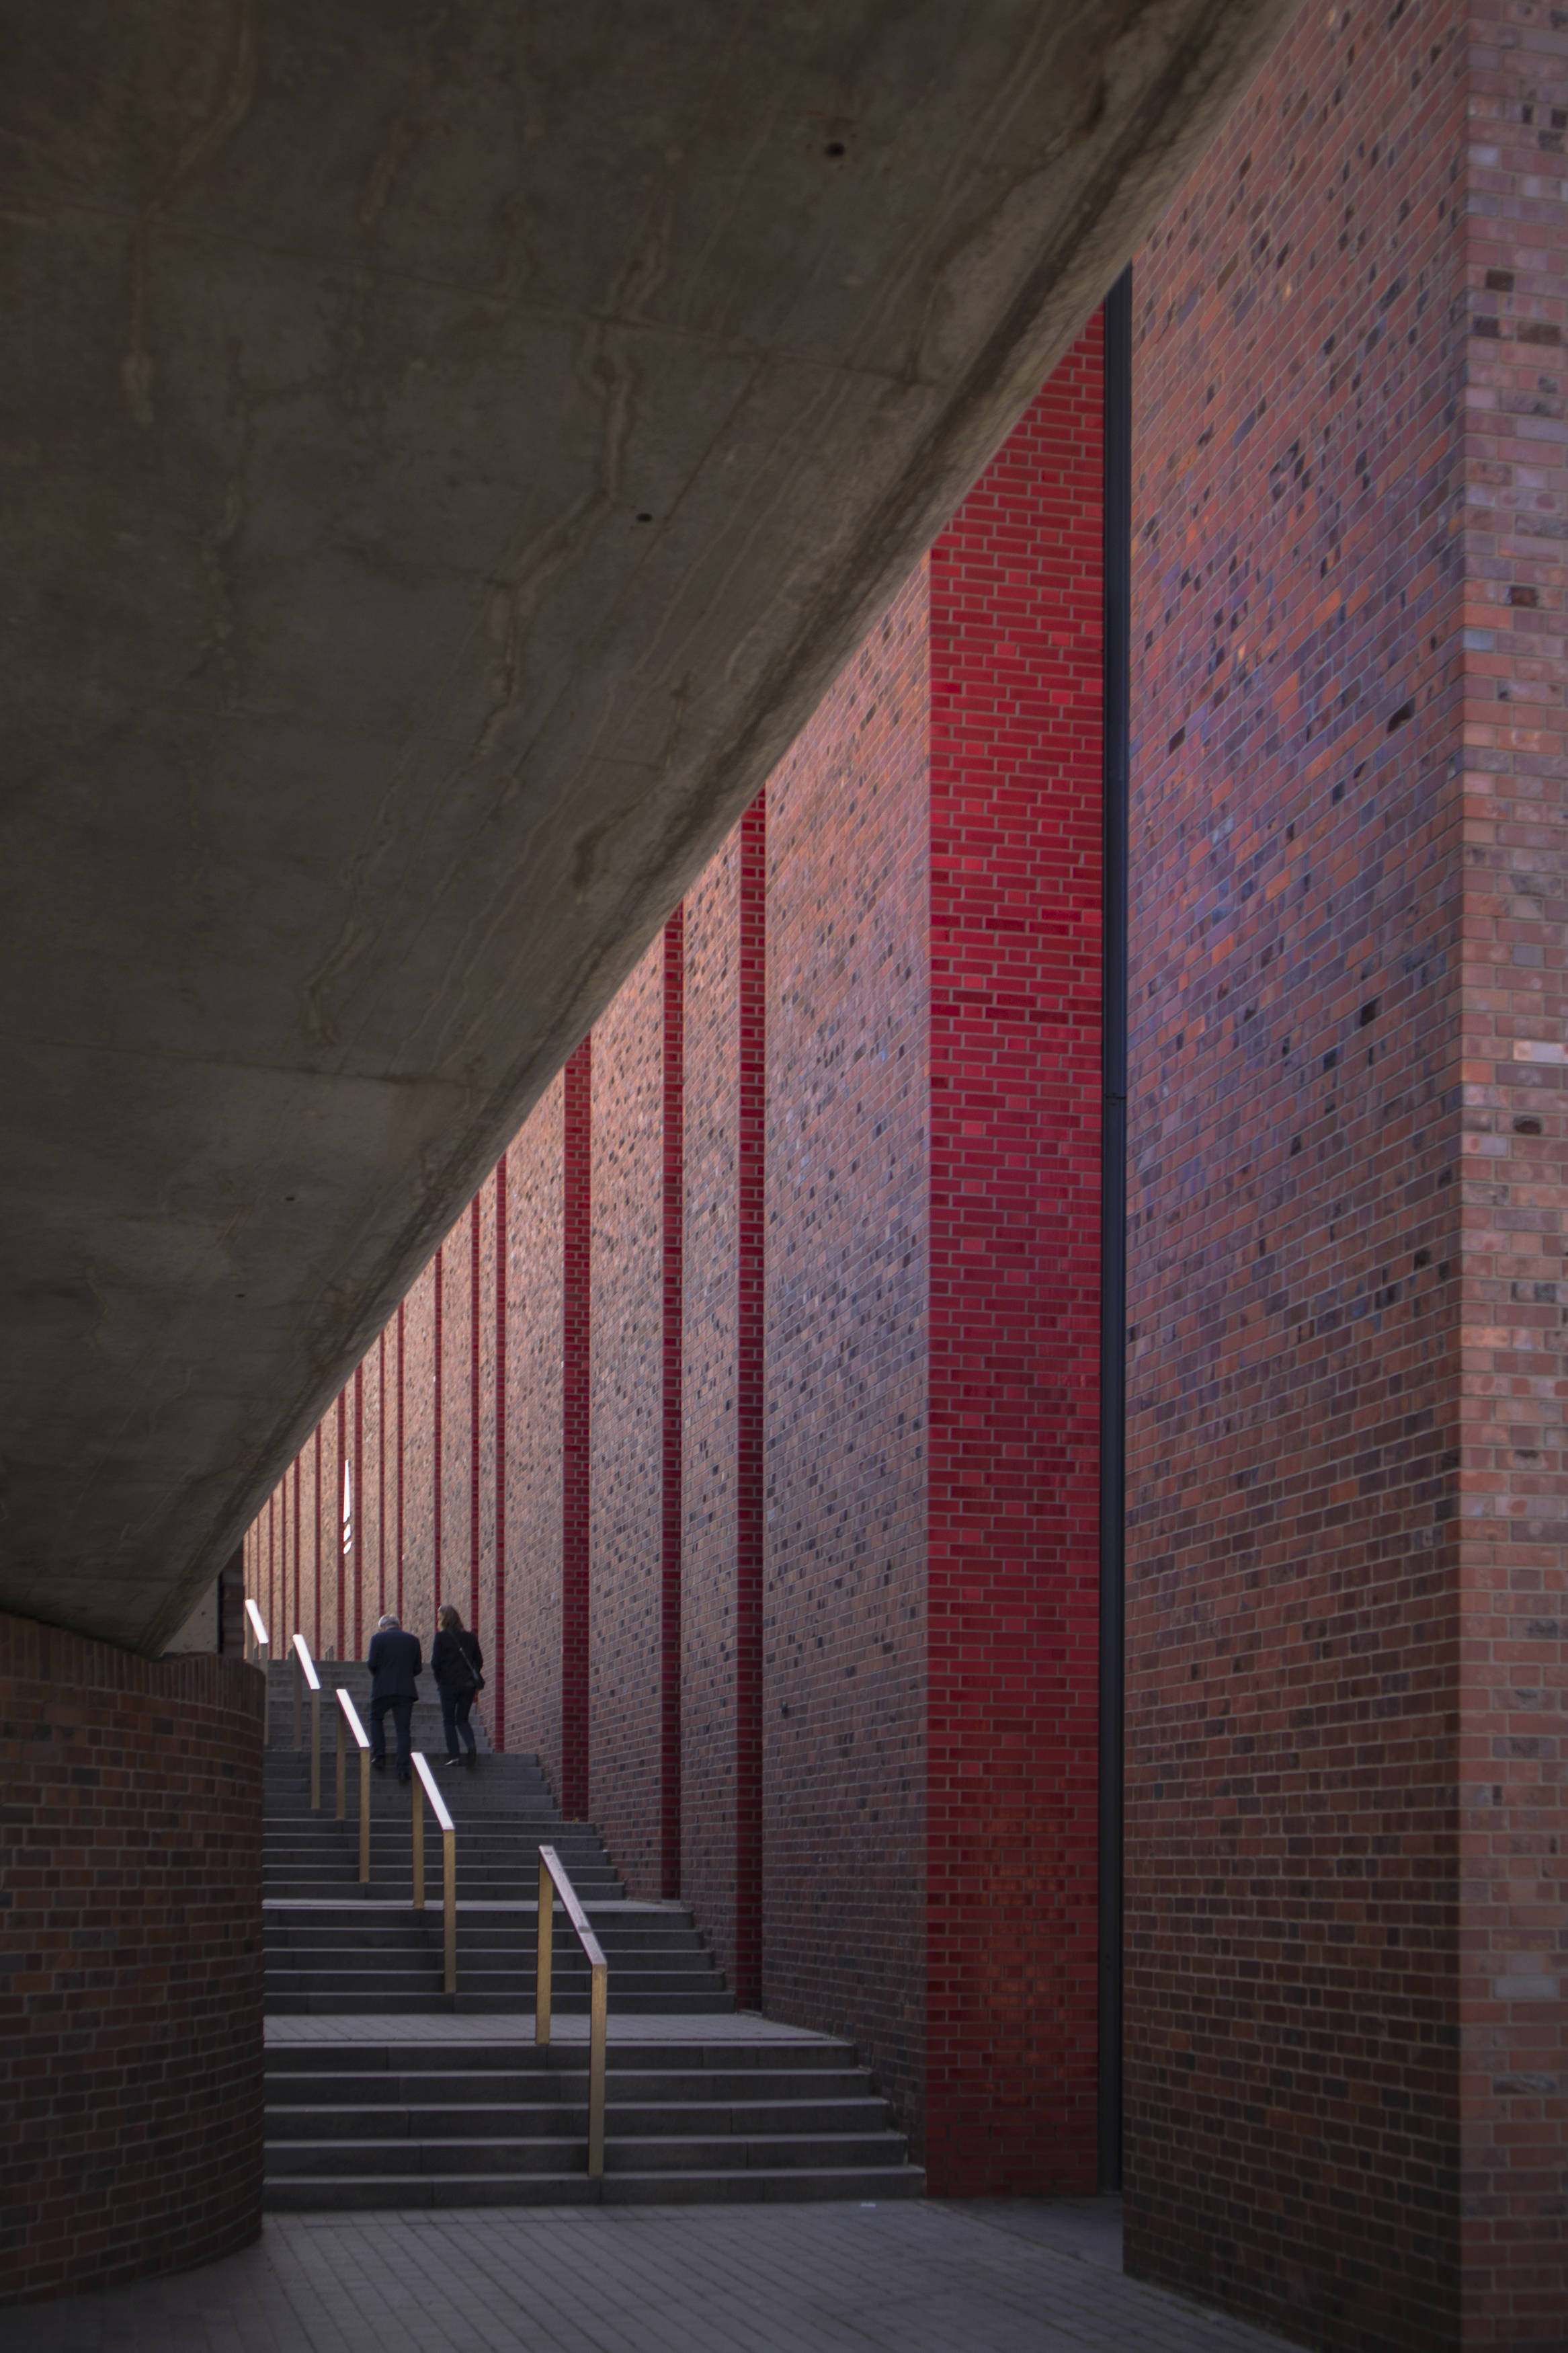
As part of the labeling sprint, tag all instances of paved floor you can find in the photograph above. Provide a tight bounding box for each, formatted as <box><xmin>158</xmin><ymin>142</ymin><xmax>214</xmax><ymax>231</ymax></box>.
<box><xmin>14</xmin><ymin>2201</ymin><xmax>1298</xmax><ymax>2353</ymax></box>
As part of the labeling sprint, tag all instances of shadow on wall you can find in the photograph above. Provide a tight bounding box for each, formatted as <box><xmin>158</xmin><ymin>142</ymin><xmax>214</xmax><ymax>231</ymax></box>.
<box><xmin>0</xmin><ymin>1611</ymin><xmax>265</xmax><ymax>2307</ymax></box>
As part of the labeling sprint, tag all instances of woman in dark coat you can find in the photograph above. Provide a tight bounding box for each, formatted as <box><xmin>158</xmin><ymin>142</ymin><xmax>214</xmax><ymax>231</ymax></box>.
<box><xmin>430</xmin><ymin>1603</ymin><xmax>483</xmax><ymax>1767</ymax></box>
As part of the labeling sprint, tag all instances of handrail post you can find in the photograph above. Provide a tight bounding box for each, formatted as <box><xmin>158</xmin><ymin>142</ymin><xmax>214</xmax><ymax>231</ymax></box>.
<box><xmin>292</xmin><ymin>1646</ymin><xmax>302</xmax><ymax>1752</ymax></box>
<box><xmin>293</xmin><ymin>1635</ymin><xmax>323</xmax><ymax>1811</ymax></box>
<box><xmin>244</xmin><ymin>1600</ymin><xmax>270</xmax><ymax>1745</ymax></box>
<box><xmin>411</xmin><ymin>1755</ymin><xmax>456</xmax><ymax>1999</ymax></box>
<box><xmin>412</xmin><ymin>1767</ymin><xmax>425</xmax><ymax>1909</ymax></box>
<box><xmin>588</xmin><ymin>1958</ymin><xmax>607</xmax><ymax>2180</ymax></box>
<box><xmin>335</xmin><ymin>1700</ymin><xmax>346</xmax><ymax>1820</ymax></box>
<box><xmin>536</xmin><ymin>1845</ymin><xmax>606</xmax><ymax>2182</ymax></box>
<box><xmin>443</xmin><ymin>1822</ymin><xmax>456</xmax><ymax>1997</ymax></box>
<box><xmin>536</xmin><ymin>1856</ymin><xmax>552</xmax><ymax>2044</ymax></box>
<box><xmin>335</xmin><ymin>1688</ymin><xmax>372</xmax><ymax>1885</ymax></box>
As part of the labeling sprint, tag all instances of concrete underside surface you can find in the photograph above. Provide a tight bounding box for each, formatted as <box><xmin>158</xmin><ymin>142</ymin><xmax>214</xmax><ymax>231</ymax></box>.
<box><xmin>1</xmin><ymin>0</ymin><xmax>1292</xmax><ymax>1649</ymax></box>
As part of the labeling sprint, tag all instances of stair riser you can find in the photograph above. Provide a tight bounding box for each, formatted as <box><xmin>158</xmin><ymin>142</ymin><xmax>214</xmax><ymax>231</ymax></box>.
<box><xmin>263</xmin><ymin>2170</ymin><xmax>924</xmax><ymax>2211</ymax></box>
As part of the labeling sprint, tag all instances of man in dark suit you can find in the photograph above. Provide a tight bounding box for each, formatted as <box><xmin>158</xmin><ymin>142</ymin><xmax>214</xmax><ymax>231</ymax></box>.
<box><xmin>366</xmin><ymin>1611</ymin><xmax>423</xmax><ymax>1783</ymax></box>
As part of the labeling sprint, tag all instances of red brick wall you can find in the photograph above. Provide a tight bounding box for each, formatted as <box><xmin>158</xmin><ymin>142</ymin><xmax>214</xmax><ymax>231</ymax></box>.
<box><xmin>1124</xmin><ymin>5</ymin><xmax>1503</xmax><ymax>2347</ymax></box>
<box><xmin>1458</xmin><ymin>15</ymin><xmax>1568</xmax><ymax>2346</ymax></box>
<box><xmin>590</xmin><ymin>937</ymin><xmax>666</xmax><ymax>1895</ymax></box>
<box><xmin>925</xmin><ymin>327</ymin><xmax>1106</xmax><ymax>2196</ymax></box>
<box><xmin>763</xmin><ymin>561</ymin><xmax>933</xmax><ymax>2139</ymax></box>
<box><xmin>506</xmin><ymin>1074</ymin><xmax>565</xmax><ymax>1784</ymax></box>
<box><xmin>563</xmin><ymin>1040</ymin><xmax>593</xmax><ymax>1816</ymax></box>
<box><xmin>662</xmin><ymin>912</ymin><xmax>686</xmax><ymax>1897</ymax></box>
<box><xmin>0</xmin><ymin>1613</ymin><xmax>263</xmax><ymax>2306</ymax></box>
<box><xmin>736</xmin><ymin>798</ymin><xmax>767</xmax><ymax>2007</ymax></box>
<box><xmin>681</xmin><ymin>824</ymin><xmax>746</xmax><ymax>1983</ymax></box>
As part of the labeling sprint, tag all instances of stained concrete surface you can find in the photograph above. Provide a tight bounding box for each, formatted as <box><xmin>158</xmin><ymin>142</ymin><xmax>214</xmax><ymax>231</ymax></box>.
<box><xmin>0</xmin><ymin>0</ymin><xmax>1295</xmax><ymax>1648</ymax></box>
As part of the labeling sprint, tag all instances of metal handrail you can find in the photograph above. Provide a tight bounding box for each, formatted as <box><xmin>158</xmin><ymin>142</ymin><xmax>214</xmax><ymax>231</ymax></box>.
<box><xmin>335</xmin><ymin>1687</ymin><xmax>372</xmax><ymax>1885</ymax></box>
<box><xmin>244</xmin><ymin>1597</ymin><xmax>269</xmax><ymax>1663</ymax></box>
<box><xmin>292</xmin><ymin>1633</ymin><xmax>322</xmax><ymax>1810</ymax></box>
<box><xmin>411</xmin><ymin>1753</ymin><xmax>457</xmax><ymax>1995</ymax></box>
<box><xmin>536</xmin><ymin>1843</ymin><xmax>608</xmax><ymax>2179</ymax></box>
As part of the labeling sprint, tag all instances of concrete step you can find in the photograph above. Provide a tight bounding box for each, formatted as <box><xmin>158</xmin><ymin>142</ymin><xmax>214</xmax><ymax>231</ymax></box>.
<box><xmin>265</xmin><ymin>2043</ymin><xmax>858</xmax><ymax>2077</ymax></box>
<box><xmin>266</xmin><ymin>1990</ymin><xmax>735</xmax><ymax>2016</ymax></box>
<box><xmin>263</xmin><ymin>2165</ymin><xmax>925</xmax><ymax>2211</ymax></box>
<box><xmin>263</xmin><ymin>2036</ymin><xmax>922</xmax><ymax>2210</ymax></box>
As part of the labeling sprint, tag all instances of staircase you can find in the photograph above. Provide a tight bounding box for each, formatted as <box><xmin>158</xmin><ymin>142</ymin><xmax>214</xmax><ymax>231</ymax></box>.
<box><xmin>265</xmin><ymin>2038</ymin><xmax>920</xmax><ymax>2207</ymax></box>
<box><xmin>262</xmin><ymin>1659</ymin><xmax>923</xmax><ymax>2206</ymax></box>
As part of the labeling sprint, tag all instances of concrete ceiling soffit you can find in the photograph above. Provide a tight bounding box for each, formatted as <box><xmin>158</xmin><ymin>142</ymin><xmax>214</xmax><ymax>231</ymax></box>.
<box><xmin>0</xmin><ymin>0</ymin><xmax>1297</xmax><ymax>1648</ymax></box>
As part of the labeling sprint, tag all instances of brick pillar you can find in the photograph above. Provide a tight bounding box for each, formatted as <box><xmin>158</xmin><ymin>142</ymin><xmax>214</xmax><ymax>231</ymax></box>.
<box><xmin>0</xmin><ymin>1613</ymin><xmax>264</xmax><ymax>2305</ymax></box>
<box><xmin>1125</xmin><ymin>6</ymin><xmax>1566</xmax><ymax>2348</ymax></box>
<box><xmin>562</xmin><ymin>1036</ymin><xmax>593</xmax><ymax>1817</ymax></box>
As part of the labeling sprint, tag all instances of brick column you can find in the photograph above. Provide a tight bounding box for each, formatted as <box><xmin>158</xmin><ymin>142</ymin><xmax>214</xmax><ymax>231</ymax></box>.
<box><xmin>0</xmin><ymin>1613</ymin><xmax>264</xmax><ymax>2306</ymax></box>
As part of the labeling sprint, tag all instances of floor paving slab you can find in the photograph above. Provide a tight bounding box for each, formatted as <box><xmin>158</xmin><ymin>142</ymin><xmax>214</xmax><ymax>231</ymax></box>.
<box><xmin>7</xmin><ymin>2199</ymin><xmax>1303</xmax><ymax>2353</ymax></box>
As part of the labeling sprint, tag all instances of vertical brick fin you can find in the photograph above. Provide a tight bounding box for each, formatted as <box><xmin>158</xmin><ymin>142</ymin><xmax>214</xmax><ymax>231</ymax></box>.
<box><xmin>1124</xmin><ymin>7</ymin><xmax>1490</xmax><ymax>2346</ymax></box>
<box><xmin>292</xmin><ymin>1456</ymin><xmax>302</xmax><ymax>1645</ymax></box>
<box><xmin>396</xmin><ymin>1300</ymin><xmax>405</xmax><ymax>1620</ymax></box>
<box><xmin>267</xmin><ymin>1493</ymin><xmax>276</xmax><ymax>1642</ymax></box>
<box><xmin>926</xmin><ymin>319</ymin><xmax>1106</xmax><ymax>2195</ymax></box>
<box><xmin>1458</xmin><ymin>25</ymin><xmax>1568</xmax><ymax>2348</ymax></box>
<box><xmin>433</xmin><ymin>1242</ymin><xmax>444</xmax><ymax>1611</ymax></box>
<box><xmin>470</xmin><ymin>1193</ymin><xmax>482</xmax><ymax>1632</ymax></box>
<box><xmin>762</xmin><ymin>559</ymin><xmax>930</xmax><ymax>2143</ymax></box>
<box><xmin>335</xmin><ymin>1388</ymin><xmax>347</xmax><ymax>1660</ymax></box>
<box><xmin>353</xmin><ymin>1366</ymin><xmax>364</xmax><ymax>1660</ymax></box>
<box><xmin>562</xmin><ymin>1036</ymin><xmax>593</xmax><ymax>1817</ymax></box>
<box><xmin>735</xmin><ymin>794</ymin><xmax>767</xmax><ymax>2007</ymax></box>
<box><xmin>376</xmin><ymin>1332</ymin><xmax>386</xmax><ymax>1622</ymax></box>
<box><xmin>494</xmin><ymin>1152</ymin><xmax>508</xmax><ymax>1752</ymax></box>
<box><xmin>662</xmin><ymin>905</ymin><xmax>686</xmax><ymax>1898</ymax></box>
<box><xmin>313</xmin><ymin>1423</ymin><xmax>323</xmax><ymax>1656</ymax></box>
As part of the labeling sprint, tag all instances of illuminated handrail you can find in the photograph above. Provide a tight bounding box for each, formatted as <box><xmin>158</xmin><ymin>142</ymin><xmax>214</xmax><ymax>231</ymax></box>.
<box><xmin>536</xmin><ymin>1843</ymin><xmax>608</xmax><ymax>2179</ymax></box>
<box><xmin>411</xmin><ymin>1753</ymin><xmax>456</xmax><ymax>1995</ymax></box>
<box><xmin>335</xmin><ymin>1687</ymin><xmax>372</xmax><ymax>1885</ymax></box>
<box><xmin>244</xmin><ymin>1597</ymin><xmax>269</xmax><ymax>1663</ymax></box>
<box><xmin>292</xmin><ymin>1633</ymin><xmax>322</xmax><ymax>1810</ymax></box>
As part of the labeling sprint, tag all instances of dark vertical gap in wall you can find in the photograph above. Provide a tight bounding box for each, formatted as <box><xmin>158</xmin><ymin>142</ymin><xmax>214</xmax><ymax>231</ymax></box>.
<box><xmin>470</xmin><ymin>1193</ymin><xmax>482</xmax><ymax>1634</ymax></box>
<box><xmin>268</xmin><ymin>1492</ymin><xmax>276</xmax><ymax>1645</ymax></box>
<box><xmin>1099</xmin><ymin>261</ymin><xmax>1132</xmax><ymax>2199</ymax></box>
<box><xmin>563</xmin><ymin>1037</ymin><xmax>593</xmax><ymax>1817</ymax></box>
<box><xmin>396</xmin><ymin>1301</ymin><xmax>406</xmax><ymax>1622</ymax></box>
<box><xmin>434</xmin><ymin>1247</ymin><xmax>444</xmax><ymax>1612</ymax></box>
<box><xmin>736</xmin><ymin>794</ymin><xmax>767</xmax><ymax>2007</ymax></box>
<box><xmin>495</xmin><ymin>1152</ymin><xmax>508</xmax><ymax>1753</ymax></box>
<box><xmin>313</xmin><ymin>1423</ymin><xmax>323</xmax><ymax>1656</ymax></box>
<box><xmin>661</xmin><ymin>906</ymin><xmax>686</xmax><ymax>1897</ymax></box>
<box><xmin>336</xmin><ymin>1388</ymin><xmax>347</xmax><ymax>1661</ymax></box>
<box><xmin>353</xmin><ymin>1365</ymin><xmax>364</xmax><ymax>1660</ymax></box>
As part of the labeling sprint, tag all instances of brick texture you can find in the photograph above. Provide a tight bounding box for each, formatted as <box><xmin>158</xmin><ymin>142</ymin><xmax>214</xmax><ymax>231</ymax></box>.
<box><xmin>1458</xmin><ymin>11</ymin><xmax>1568</xmax><ymax>2344</ymax></box>
<box><xmin>681</xmin><ymin>824</ymin><xmax>746</xmax><ymax>1985</ymax></box>
<box><xmin>589</xmin><ymin>937</ymin><xmax>666</xmax><ymax>1896</ymax></box>
<box><xmin>563</xmin><ymin>1039</ymin><xmax>592</xmax><ymax>1818</ymax></box>
<box><xmin>925</xmin><ymin>329</ymin><xmax>1106</xmax><ymax>2195</ymax></box>
<box><xmin>663</xmin><ymin>911</ymin><xmax>686</xmax><ymax>1899</ymax></box>
<box><xmin>764</xmin><ymin>561</ymin><xmax>933</xmax><ymax>2143</ymax></box>
<box><xmin>0</xmin><ymin>1613</ymin><xmax>263</xmax><ymax>2306</ymax></box>
<box><xmin>506</xmin><ymin>1074</ymin><xmax>565</xmax><ymax>1787</ymax></box>
<box><xmin>1124</xmin><ymin>6</ymin><xmax>1566</xmax><ymax>2348</ymax></box>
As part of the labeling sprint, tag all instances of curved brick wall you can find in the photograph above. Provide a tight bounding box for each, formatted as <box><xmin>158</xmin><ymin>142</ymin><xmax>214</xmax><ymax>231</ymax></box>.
<box><xmin>0</xmin><ymin>1612</ymin><xmax>264</xmax><ymax>2306</ymax></box>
